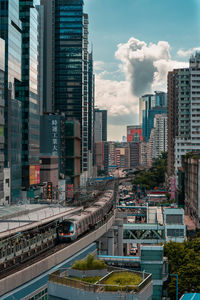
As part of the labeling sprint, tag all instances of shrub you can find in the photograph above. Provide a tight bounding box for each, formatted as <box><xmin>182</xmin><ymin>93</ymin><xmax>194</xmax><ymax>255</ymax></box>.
<box><xmin>71</xmin><ymin>255</ymin><xmax>107</xmax><ymax>270</ymax></box>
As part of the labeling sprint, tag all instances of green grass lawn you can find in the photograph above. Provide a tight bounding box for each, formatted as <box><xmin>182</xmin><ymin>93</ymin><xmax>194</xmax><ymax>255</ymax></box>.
<box><xmin>103</xmin><ymin>272</ymin><xmax>142</xmax><ymax>292</ymax></box>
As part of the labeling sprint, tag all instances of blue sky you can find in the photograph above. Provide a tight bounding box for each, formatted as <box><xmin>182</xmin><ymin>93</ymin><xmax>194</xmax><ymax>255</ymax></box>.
<box><xmin>84</xmin><ymin>0</ymin><xmax>200</xmax><ymax>140</ymax></box>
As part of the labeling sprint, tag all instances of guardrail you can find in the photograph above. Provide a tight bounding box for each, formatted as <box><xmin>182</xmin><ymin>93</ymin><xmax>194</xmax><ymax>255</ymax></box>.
<box><xmin>49</xmin><ymin>268</ymin><xmax>152</xmax><ymax>294</ymax></box>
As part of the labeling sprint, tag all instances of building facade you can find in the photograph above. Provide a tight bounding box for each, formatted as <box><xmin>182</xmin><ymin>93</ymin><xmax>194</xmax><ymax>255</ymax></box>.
<box><xmin>41</xmin><ymin>0</ymin><xmax>91</xmax><ymax>174</ymax></box>
<box><xmin>19</xmin><ymin>0</ymin><xmax>40</xmax><ymax>189</ymax></box>
<box><xmin>40</xmin><ymin>114</ymin><xmax>65</xmax><ymax>178</ymax></box>
<box><xmin>183</xmin><ymin>153</ymin><xmax>200</xmax><ymax>229</ymax></box>
<box><xmin>65</xmin><ymin>120</ymin><xmax>81</xmax><ymax>194</ymax></box>
<box><xmin>140</xmin><ymin>92</ymin><xmax>167</xmax><ymax>142</ymax></box>
<box><xmin>127</xmin><ymin>125</ymin><xmax>143</xmax><ymax>142</ymax></box>
<box><xmin>151</xmin><ymin>114</ymin><xmax>168</xmax><ymax>159</ymax></box>
<box><xmin>167</xmin><ymin>70</ymin><xmax>179</xmax><ymax>176</ymax></box>
<box><xmin>0</xmin><ymin>38</ymin><xmax>5</xmax><ymax>204</ymax></box>
<box><xmin>0</xmin><ymin>1</ymin><xmax>22</xmax><ymax>203</ymax></box>
<box><xmin>94</xmin><ymin>108</ymin><xmax>107</xmax><ymax>142</ymax></box>
<box><xmin>173</xmin><ymin>53</ymin><xmax>200</xmax><ymax>177</ymax></box>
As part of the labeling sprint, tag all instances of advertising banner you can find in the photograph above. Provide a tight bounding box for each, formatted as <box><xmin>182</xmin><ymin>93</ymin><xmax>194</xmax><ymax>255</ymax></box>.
<box><xmin>29</xmin><ymin>166</ymin><xmax>35</xmax><ymax>185</ymax></box>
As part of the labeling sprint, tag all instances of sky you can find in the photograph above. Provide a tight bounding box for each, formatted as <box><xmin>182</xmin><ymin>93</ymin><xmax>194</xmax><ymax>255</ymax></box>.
<box><xmin>84</xmin><ymin>0</ymin><xmax>200</xmax><ymax>141</ymax></box>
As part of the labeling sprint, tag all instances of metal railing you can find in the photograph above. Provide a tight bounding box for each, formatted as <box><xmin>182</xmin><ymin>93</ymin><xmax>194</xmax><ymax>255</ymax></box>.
<box><xmin>49</xmin><ymin>268</ymin><xmax>152</xmax><ymax>294</ymax></box>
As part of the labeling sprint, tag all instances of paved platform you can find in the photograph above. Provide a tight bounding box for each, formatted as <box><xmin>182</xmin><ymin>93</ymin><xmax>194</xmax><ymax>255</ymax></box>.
<box><xmin>0</xmin><ymin>204</ymin><xmax>82</xmax><ymax>238</ymax></box>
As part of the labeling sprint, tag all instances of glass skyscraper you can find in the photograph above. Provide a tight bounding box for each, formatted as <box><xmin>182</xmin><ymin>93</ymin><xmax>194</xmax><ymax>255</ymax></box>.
<box><xmin>18</xmin><ymin>0</ymin><xmax>40</xmax><ymax>188</ymax></box>
<box><xmin>42</xmin><ymin>0</ymin><xmax>92</xmax><ymax>176</ymax></box>
<box><xmin>141</xmin><ymin>92</ymin><xmax>167</xmax><ymax>141</ymax></box>
<box><xmin>0</xmin><ymin>0</ymin><xmax>22</xmax><ymax>203</ymax></box>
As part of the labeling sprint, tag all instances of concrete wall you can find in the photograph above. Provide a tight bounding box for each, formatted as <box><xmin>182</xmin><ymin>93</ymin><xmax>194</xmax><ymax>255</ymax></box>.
<box><xmin>0</xmin><ymin>213</ymin><xmax>116</xmax><ymax>297</ymax></box>
<box><xmin>48</xmin><ymin>281</ymin><xmax>153</xmax><ymax>300</ymax></box>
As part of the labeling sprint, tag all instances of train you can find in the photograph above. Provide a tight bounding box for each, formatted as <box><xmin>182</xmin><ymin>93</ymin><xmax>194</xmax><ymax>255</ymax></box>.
<box><xmin>0</xmin><ymin>190</ymin><xmax>114</xmax><ymax>272</ymax></box>
<box><xmin>58</xmin><ymin>190</ymin><xmax>114</xmax><ymax>241</ymax></box>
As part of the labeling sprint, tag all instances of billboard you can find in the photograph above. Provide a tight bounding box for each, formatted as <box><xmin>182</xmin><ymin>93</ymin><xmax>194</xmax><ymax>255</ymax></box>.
<box><xmin>29</xmin><ymin>165</ymin><xmax>40</xmax><ymax>185</ymax></box>
<box><xmin>29</xmin><ymin>166</ymin><xmax>35</xmax><ymax>185</ymax></box>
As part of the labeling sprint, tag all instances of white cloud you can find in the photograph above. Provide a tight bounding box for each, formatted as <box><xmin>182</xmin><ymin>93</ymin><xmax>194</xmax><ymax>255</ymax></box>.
<box><xmin>115</xmin><ymin>37</ymin><xmax>188</xmax><ymax>96</ymax></box>
<box><xmin>177</xmin><ymin>47</ymin><xmax>200</xmax><ymax>57</ymax></box>
<box><xmin>95</xmin><ymin>74</ymin><xmax>138</xmax><ymax>117</ymax></box>
<box><xmin>94</xmin><ymin>36</ymin><xmax>192</xmax><ymax>140</ymax></box>
<box><xmin>93</xmin><ymin>61</ymin><xmax>105</xmax><ymax>71</ymax></box>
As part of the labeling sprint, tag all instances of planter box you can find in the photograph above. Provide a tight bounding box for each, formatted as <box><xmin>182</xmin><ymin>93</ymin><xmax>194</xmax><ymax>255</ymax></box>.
<box><xmin>68</xmin><ymin>268</ymin><xmax>108</xmax><ymax>278</ymax></box>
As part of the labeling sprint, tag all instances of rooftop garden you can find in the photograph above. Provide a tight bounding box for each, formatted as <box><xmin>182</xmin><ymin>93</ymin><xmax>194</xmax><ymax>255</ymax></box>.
<box><xmin>103</xmin><ymin>271</ymin><xmax>143</xmax><ymax>292</ymax></box>
<box><xmin>71</xmin><ymin>254</ymin><xmax>107</xmax><ymax>270</ymax></box>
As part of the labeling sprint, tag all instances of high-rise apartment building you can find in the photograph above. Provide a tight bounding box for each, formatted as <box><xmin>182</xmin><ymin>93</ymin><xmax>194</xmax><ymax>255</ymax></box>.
<box><xmin>167</xmin><ymin>70</ymin><xmax>179</xmax><ymax>176</ymax></box>
<box><xmin>19</xmin><ymin>0</ymin><xmax>40</xmax><ymax>189</ymax></box>
<box><xmin>168</xmin><ymin>53</ymin><xmax>200</xmax><ymax>177</ymax></box>
<box><xmin>0</xmin><ymin>0</ymin><xmax>22</xmax><ymax>203</ymax></box>
<box><xmin>151</xmin><ymin>114</ymin><xmax>168</xmax><ymax>159</ymax></box>
<box><xmin>41</xmin><ymin>0</ymin><xmax>91</xmax><ymax>175</ymax></box>
<box><xmin>88</xmin><ymin>52</ymin><xmax>95</xmax><ymax>153</ymax></box>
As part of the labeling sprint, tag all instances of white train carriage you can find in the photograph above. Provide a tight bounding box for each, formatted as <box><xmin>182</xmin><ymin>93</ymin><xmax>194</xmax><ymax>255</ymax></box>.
<box><xmin>58</xmin><ymin>190</ymin><xmax>114</xmax><ymax>242</ymax></box>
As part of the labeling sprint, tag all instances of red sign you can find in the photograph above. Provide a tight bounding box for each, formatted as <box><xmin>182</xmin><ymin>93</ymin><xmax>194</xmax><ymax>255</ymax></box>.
<box><xmin>66</xmin><ymin>184</ymin><xmax>73</xmax><ymax>199</ymax></box>
<box><xmin>35</xmin><ymin>165</ymin><xmax>40</xmax><ymax>184</ymax></box>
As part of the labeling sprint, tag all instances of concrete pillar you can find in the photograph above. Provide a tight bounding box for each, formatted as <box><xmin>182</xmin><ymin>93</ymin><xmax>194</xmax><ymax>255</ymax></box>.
<box><xmin>107</xmin><ymin>229</ymin><xmax>114</xmax><ymax>256</ymax></box>
<box><xmin>117</xmin><ymin>219</ymin><xmax>123</xmax><ymax>256</ymax></box>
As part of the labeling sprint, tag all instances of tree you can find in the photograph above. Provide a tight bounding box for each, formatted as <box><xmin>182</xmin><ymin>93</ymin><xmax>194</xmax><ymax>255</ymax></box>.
<box><xmin>164</xmin><ymin>239</ymin><xmax>200</xmax><ymax>299</ymax></box>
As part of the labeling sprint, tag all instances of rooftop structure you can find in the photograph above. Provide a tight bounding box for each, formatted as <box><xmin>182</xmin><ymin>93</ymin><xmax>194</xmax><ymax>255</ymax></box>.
<box><xmin>48</xmin><ymin>266</ymin><xmax>153</xmax><ymax>300</ymax></box>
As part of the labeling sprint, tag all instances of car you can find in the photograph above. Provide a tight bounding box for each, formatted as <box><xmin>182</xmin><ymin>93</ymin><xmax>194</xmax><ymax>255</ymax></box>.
<box><xmin>130</xmin><ymin>247</ymin><xmax>138</xmax><ymax>255</ymax></box>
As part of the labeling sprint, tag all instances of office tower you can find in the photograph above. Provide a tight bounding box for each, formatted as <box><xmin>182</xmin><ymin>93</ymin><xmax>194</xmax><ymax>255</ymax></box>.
<box><xmin>167</xmin><ymin>70</ymin><xmax>179</xmax><ymax>176</ymax></box>
<box><xmin>151</xmin><ymin>114</ymin><xmax>168</xmax><ymax>159</ymax></box>
<box><xmin>155</xmin><ymin>91</ymin><xmax>167</xmax><ymax>107</ymax></box>
<box><xmin>41</xmin><ymin>0</ymin><xmax>91</xmax><ymax>174</ymax></box>
<box><xmin>94</xmin><ymin>110</ymin><xmax>103</xmax><ymax>142</ymax></box>
<box><xmin>36</xmin><ymin>4</ymin><xmax>44</xmax><ymax>116</ymax></box>
<box><xmin>19</xmin><ymin>0</ymin><xmax>40</xmax><ymax>189</ymax></box>
<box><xmin>0</xmin><ymin>0</ymin><xmax>22</xmax><ymax>203</ymax></box>
<box><xmin>173</xmin><ymin>53</ymin><xmax>200</xmax><ymax>176</ymax></box>
<box><xmin>140</xmin><ymin>92</ymin><xmax>167</xmax><ymax>141</ymax></box>
<box><xmin>0</xmin><ymin>38</ymin><xmax>5</xmax><ymax>204</ymax></box>
<box><xmin>127</xmin><ymin>125</ymin><xmax>143</xmax><ymax>142</ymax></box>
<box><xmin>94</xmin><ymin>108</ymin><xmax>107</xmax><ymax>142</ymax></box>
<box><xmin>101</xmin><ymin>110</ymin><xmax>107</xmax><ymax>142</ymax></box>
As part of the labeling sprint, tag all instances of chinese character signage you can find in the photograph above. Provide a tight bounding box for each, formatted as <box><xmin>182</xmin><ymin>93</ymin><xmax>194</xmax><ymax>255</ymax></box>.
<box><xmin>52</xmin><ymin>119</ymin><xmax>58</xmax><ymax>155</ymax></box>
<box><xmin>47</xmin><ymin>182</ymin><xmax>52</xmax><ymax>199</ymax></box>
